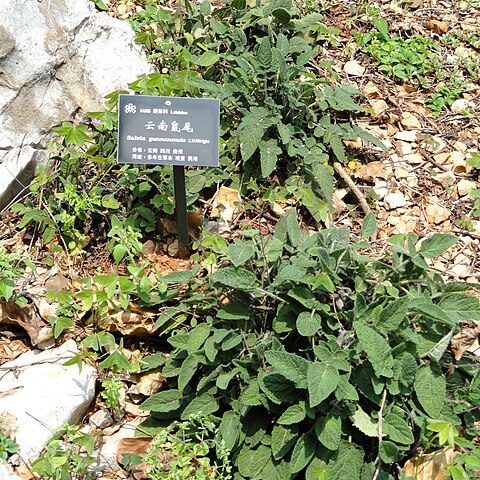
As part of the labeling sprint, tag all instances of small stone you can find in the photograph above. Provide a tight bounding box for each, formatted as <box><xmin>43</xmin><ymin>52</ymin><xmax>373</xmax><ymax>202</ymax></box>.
<box><xmin>434</xmin><ymin>171</ymin><xmax>456</xmax><ymax>187</ymax></box>
<box><xmin>343</xmin><ymin>60</ymin><xmax>366</xmax><ymax>76</ymax></box>
<box><xmin>373</xmin><ymin>181</ymin><xmax>389</xmax><ymax>199</ymax></box>
<box><xmin>89</xmin><ymin>409</ymin><xmax>114</xmax><ymax>430</ymax></box>
<box><xmin>117</xmin><ymin>3</ymin><xmax>128</xmax><ymax>15</ymax></box>
<box><xmin>142</xmin><ymin>240</ymin><xmax>157</xmax><ymax>256</ymax></box>
<box><xmin>425</xmin><ymin>203</ymin><xmax>450</xmax><ymax>224</ymax></box>
<box><xmin>395</xmin><ymin>167</ymin><xmax>410</xmax><ymax>179</ymax></box>
<box><xmin>397</xmin><ymin>141</ymin><xmax>413</xmax><ymax>156</ymax></box>
<box><xmin>400</xmin><ymin>112</ymin><xmax>422</xmax><ymax>129</ymax></box>
<box><xmin>434</xmin><ymin>152</ymin><xmax>451</xmax><ymax>165</ymax></box>
<box><xmin>457</xmin><ymin>179</ymin><xmax>477</xmax><ymax>197</ymax></box>
<box><xmin>449</xmin><ymin>151</ymin><xmax>472</xmax><ymax>174</ymax></box>
<box><xmin>0</xmin><ymin>460</ymin><xmax>21</xmax><ymax>480</ymax></box>
<box><xmin>450</xmin><ymin>263</ymin><xmax>471</xmax><ymax>278</ymax></box>
<box><xmin>384</xmin><ymin>192</ymin><xmax>407</xmax><ymax>210</ymax></box>
<box><xmin>451</xmin><ymin>98</ymin><xmax>474</xmax><ymax>114</ymax></box>
<box><xmin>394</xmin><ymin>130</ymin><xmax>419</xmax><ymax>142</ymax></box>
<box><xmin>403</xmin><ymin>153</ymin><xmax>424</xmax><ymax>164</ymax></box>
<box><xmin>369</xmin><ymin>99</ymin><xmax>389</xmax><ymax>116</ymax></box>
<box><xmin>167</xmin><ymin>239</ymin><xmax>179</xmax><ymax>257</ymax></box>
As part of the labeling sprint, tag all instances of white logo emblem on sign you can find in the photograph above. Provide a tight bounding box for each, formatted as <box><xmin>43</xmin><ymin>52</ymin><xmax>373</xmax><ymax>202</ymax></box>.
<box><xmin>124</xmin><ymin>103</ymin><xmax>137</xmax><ymax>114</ymax></box>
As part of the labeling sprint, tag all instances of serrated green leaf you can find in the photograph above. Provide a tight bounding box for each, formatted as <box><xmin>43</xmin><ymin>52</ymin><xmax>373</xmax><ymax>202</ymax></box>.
<box><xmin>361</xmin><ymin>212</ymin><xmax>377</xmax><ymax>239</ymax></box>
<box><xmin>409</xmin><ymin>298</ymin><xmax>455</xmax><ymax>327</ymax></box>
<box><xmin>354</xmin><ymin>321</ymin><xmax>394</xmax><ymax>378</ymax></box>
<box><xmin>307</xmin><ymin>362</ymin><xmax>339</xmax><ymax>407</ymax></box>
<box><xmin>419</xmin><ymin>233</ymin><xmax>458</xmax><ymax>258</ymax></box>
<box><xmin>437</xmin><ymin>293</ymin><xmax>480</xmax><ymax>323</ymax></box>
<box><xmin>423</xmin><ymin>329</ymin><xmax>454</xmax><ymax>362</ymax></box>
<box><xmin>181</xmin><ymin>393</ymin><xmax>218</xmax><ymax>420</ymax></box>
<box><xmin>265</xmin><ymin>350</ymin><xmax>310</xmax><ymax>388</ymax></box>
<box><xmin>378</xmin><ymin>297</ymin><xmax>409</xmax><ymax>333</ymax></box>
<box><xmin>258</xmin><ymin>36</ymin><xmax>273</xmax><ymax>69</ymax></box>
<box><xmin>351</xmin><ymin>406</ymin><xmax>378</xmax><ymax>437</ymax></box>
<box><xmin>278</xmin><ymin>402</ymin><xmax>307</xmax><ymax>425</ymax></box>
<box><xmin>383</xmin><ymin>413</ymin><xmax>414</xmax><ymax>445</ymax></box>
<box><xmin>141</xmin><ymin>389</ymin><xmax>181</xmax><ymax>412</ymax></box>
<box><xmin>227</xmin><ymin>241</ymin><xmax>256</xmax><ymax>267</ymax></box>
<box><xmin>379</xmin><ymin>441</ymin><xmax>398</xmax><ymax>463</ymax></box>
<box><xmin>315</xmin><ymin>414</ymin><xmax>342</xmax><ymax>451</ymax></box>
<box><xmin>272</xmin><ymin>424</ymin><xmax>298</xmax><ymax>460</ymax></box>
<box><xmin>209</xmin><ymin>266</ymin><xmax>258</xmax><ymax>290</ymax></box>
<box><xmin>217</xmin><ymin>302</ymin><xmax>251</xmax><ymax>321</ymax></box>
<box><xmin>220</xmin><ymin>411</ymin><xmax>241</xmax><ymax>451</ymax></box>
<box><xmin>112</xmin><ymin>244</ymin><xmax>127</xmax><ymax>264</ymax></box>
<box><xmin>237</xmin><ymin>445</ymin><xmax>271</xmax><ymax>478</ymax></box>
<box><xmin>196</xmin><ymin>50</ymin><xmax>220</xmax><ymax>67</ymax></box>
<box><xmin>297</xmin><ymin>311</ymin><xmax>323</xmax><ymax>337</ymax></box>
<box><xmin>290</xmin><ymin>432</ymin><xmax>316</xmax><ymax>474</ymax></box>
<box><xmin>187</xmin><ymin>323</ymin><xmax>210</xmax><ymax>353</ymax></box>
<box><xmin>178</xmin><ymin>356</ymin><xmax>198</xmax><ymax>392</ymax></box>
<box><xmin>260</xmin><ymin>139</ymin><xmax>282</xmax><ymax>177</ymax></box>
<box><xmin>329</xmin><ymin>134</ymin><xmax>348</xmax><ymax>162</ymax></box>
<box><xmin>329</xmin><ymin>441</ymin><xmax>364</xmax><ymax>480</ymax></box>
<box><xmin>260</xmin><ymin>373</ymin><xmax>299</xmax><ymax>404</ymax></box>
<box><xmin>312</xmin><ymin>163</ymin><xmax>334</xmax><ymax>204</ymax></box>
<box><xmin>238</xmin><ymin>107</ymin><xmax>279</xmax><ymax>161</ymax></box>
<box><xmin>414</xmin><ymin>364</ymin><xmax>446</xmax><ymax>418</ymax></box>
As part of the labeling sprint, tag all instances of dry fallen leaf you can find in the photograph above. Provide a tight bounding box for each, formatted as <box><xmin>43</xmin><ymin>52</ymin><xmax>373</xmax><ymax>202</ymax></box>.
<box><xmin>210</xmin><ymin>186</ymin><xmax>242</xmax><ymax>223</ymax></box>
<box><xmin>129</xmin><ymin>370</ymin><xmax>166</xmax><ymax>400</ymax></box>
<box><xmin>0</xmin><ymin>300</ymin><xmax>53</xmax><ymax>348</ymax></box>
<box><xmin>117</xmin><ymin>437</ymin><xmax>152</xmax><ymax>480</ymax></box>
<box><xmin>426</xmin><ymin>19</ymin><xmax>448</xmax><ymax>34</ymax></box>
<box><xmin>98</xmin><ymin>308</ymin><xmax>157</xmax><ymax>336</ymax></box>
<box><xmin>352</xmin><ymin>161</ymin><xmax>388</xmax><ymax>183</ymax></box>
<box><xmin>451</xmin><ymin>321</ymin><xmax>480</xmax><ymax>360</ymax></box>
<box><xmin>403</xmin><ymin>447</ymin><xmax>454</xmax><ymax>480</ymax></box>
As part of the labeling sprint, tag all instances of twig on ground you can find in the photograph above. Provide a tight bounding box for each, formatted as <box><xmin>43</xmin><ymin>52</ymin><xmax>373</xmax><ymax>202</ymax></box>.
<box><xmin>373</xmin><ymin>389</ymin><xmax>388</xmax><ymax>480</ymax></box>
<box><xmin>333</xmin><ymin>162</ymin><xmax>371</xmax><ymax>215</ymax></box>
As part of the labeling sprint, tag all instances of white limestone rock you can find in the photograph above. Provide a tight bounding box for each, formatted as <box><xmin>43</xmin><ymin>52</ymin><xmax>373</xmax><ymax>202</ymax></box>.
<box><xmin>0</xmin><ymin>0</ymin><xmax>153</xmax><ymax>207</ymax></box>
<box><xmin>0</xmin><ymin>340</ymin><xmax>97</xmax><ymax>463</ymax></box>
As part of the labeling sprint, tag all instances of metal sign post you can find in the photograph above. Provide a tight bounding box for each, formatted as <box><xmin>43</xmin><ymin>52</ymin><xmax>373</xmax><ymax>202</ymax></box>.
<box><xmin>117</xmin><ymin>95</ymin><xmax>220</xmax><ymax>257</ymax></box>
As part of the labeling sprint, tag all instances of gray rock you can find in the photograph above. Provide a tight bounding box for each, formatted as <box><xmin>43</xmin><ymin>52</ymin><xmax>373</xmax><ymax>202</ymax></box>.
<box><xmin>0</xmin><ymin>340</ymin><xmax>97</xmax><ymax>463</ymax></box>
<box><xmin>0</xmin><ymin>460</ymin><xmax>21</xmax><ymax>480</ymax></box>
<box><xmin>0</xmin><ymin>0</ymin><xmax>153</xmax><ymax>207</ymax></box>
<box><xmin>89</xmin><ymin>408</ymin><xmax>114</xmax><ymax>430</ymax></box>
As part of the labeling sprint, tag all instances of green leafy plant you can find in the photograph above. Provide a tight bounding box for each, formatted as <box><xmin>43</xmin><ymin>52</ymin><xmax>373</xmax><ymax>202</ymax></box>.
<box><xmin>0</xmin><ymin>244</ymin><xmax>34</xmax><ymax>305</ymax></box>
<box><xmin>143</xmin><ymin>414</ymin><xmax>232</xmax><ymax>480</ymax></box>
<box><xmin>358</xmin><ymin>17</ymin><xmax>441</xmax><ymax>86</ymax></box>
<box><xmin>138</xmin><ymin>212</ymin><xmax>480</xmax><ymax>479</ymax></box>
<box><xmin>101</xmin><ymin>374</ymin><xmax>124</xmax><ymax>417</ymax></box>
<box><xmin>31</xmin><ymin>423</ymin><xmax>95</xmax><ymax>480</ymax></box>
<box><xmin>0</xmin><ymin>429</ymin><xmax>19</xmax><ymax>461</ymax></box>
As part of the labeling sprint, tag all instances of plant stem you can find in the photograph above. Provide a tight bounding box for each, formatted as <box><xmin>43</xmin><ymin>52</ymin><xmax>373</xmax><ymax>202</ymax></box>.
<box><xmin>373</xmin><ymin>389</ymin><xmax>388</xmax><ymax>480</ymax></box>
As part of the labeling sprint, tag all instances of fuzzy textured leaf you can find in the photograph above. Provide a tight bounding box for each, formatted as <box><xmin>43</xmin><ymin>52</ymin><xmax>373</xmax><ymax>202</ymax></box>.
<box><xmin>351</xmin><ymin>406</ymin><xmax>378</xmax><ymax>437</ymax></box>
<box><xmin>307</xmin><ymin>362</ymin><xmax>339</xmax><ymax>407</ymax></box>
<box><xmin>414</xmin><ymin>365</ymin><xmax>446</xmax><ymax>418</ymax></box>
<box><xmin>265</xmin><ymin>350</ymin><xmax>310</xmax><ymax>388</ymax></box>
<box><xmin>329</xmin><ymin>441</ymin><xmax>364</xmax><ymax>480</ymax></box>
<box><xmin>272</xmin><ymin>424</ymin><xmax>298</xmax><ymax>460</ymax></box>
<box><xmin>315</xmin><ymin>414</ymin><xmax>342</xmax><ymax>451</ymax></box>
<box><xmin>140</xmin><ymin>389</ymin><xmax>181</xmax><ymax>412</ymax></box>
<box><xmin>419</xmin><ymin>234</ymin><xmax>458</xmax><ymax>258</ymax></box>
<box><xmin>238</xmin><ymin>107</ymin><xmax>279</xmax><ymax>161</ymax></box>
<box><xmin>290</xmin><ymin>432</ymin><xmax>316</xmax><ymax>474</ymax></box>
<box><xmin>354</xmin><ymin>321</ymin><xmax>394</xmax><ymax>378</ymax></box>
<box><xmin>383</xmin><ymin>413</ymin><xmax>414</xmax><ymax>445</ymax></box>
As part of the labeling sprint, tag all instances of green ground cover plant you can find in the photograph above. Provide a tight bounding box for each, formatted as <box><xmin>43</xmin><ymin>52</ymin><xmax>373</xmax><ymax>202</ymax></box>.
<box><xmin>135</xmin><ymin>214</ymin><xmax>480</xmax><ymax>479</ymax></box>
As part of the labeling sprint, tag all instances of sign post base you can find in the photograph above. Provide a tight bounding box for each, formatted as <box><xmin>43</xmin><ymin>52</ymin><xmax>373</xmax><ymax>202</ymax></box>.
<box><xmin>173</xmin><ymin>165</ymin><xmax>189</xmax><ymax>259</ymax></box>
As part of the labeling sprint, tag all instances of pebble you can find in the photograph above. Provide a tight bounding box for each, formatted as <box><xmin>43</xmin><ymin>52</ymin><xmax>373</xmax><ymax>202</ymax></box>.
<box><xmin>434</xmin><ymin>171</ymin><xmax>456</xmax><ymax>188</ymax></box>
<box><xmin>394</xmin><ymin>130</ymin><xmax>419</xmax><ymax>142</ymax></box>
<box><xmin>373</xmin><ymin>181</ymin><xmax>389</xmax><ymax>199</ymax></box>
<box><xmin>89</xmin><ymin>409</ymin><xmax>114</xmax><ymax>430</ymax></box>
<box><xmin>343</xmin><ymin>60</ymin><xmax>365</xmax><ymax>76</ymax></box>
<box><xmin>384</xmin><ymin>192</ymin><xmax>408</xmax><ymax>210</ymax></box>
<box><xmin>400</xmin><ymin>112</ymin><xmax>422</xmax><ymax>129</ymax></box>
<box><xmin>457</xmin><ymin>179</ymin><xmax>477</xmax><ymax>197</ymax></box>
<box><xmin>425</xmin><ymin>203</ymin><xmax>450</xmax><ymax>224</ymax></box>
